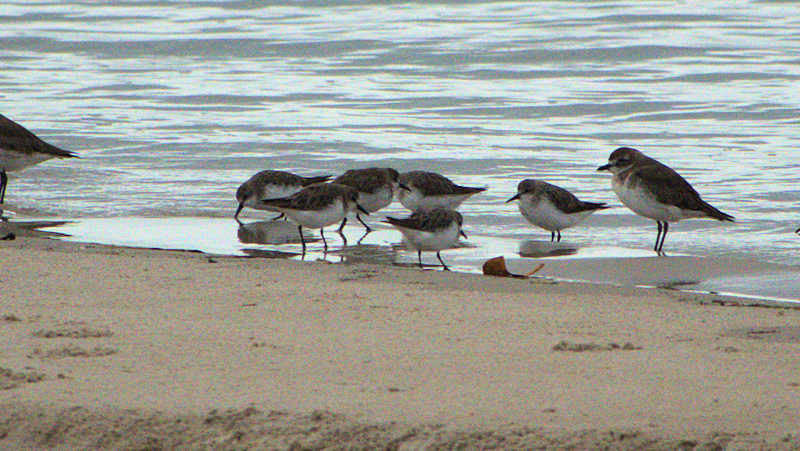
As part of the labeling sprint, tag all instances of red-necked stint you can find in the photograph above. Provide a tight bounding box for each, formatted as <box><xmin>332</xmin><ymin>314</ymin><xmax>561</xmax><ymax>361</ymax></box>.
<box><xmin>235</xmin><ymin>170</ymin><xmax>331</xmax><ymax>221</ymax></box>
<box><xmin>506</xmin><ymin>179</ymin><xmax>609</xmax><ymax>242</ymax></box>
<box><xmin>332</xmin><ymin>167</ymin><xmax>407</xmax><ymax>232</ymax></box>
<box><xmin>384</xmin><ymin>207</ymin><xmax>467</xmax><ymax>271</ymax></box>
<box><xmin>397</xmin><ymin>170</ymin><xmax>485</xmax><ymax>211</ymax></box>
<box><xmin>259</xmin><ymin>182</ymin><xmax>368</xmax><ymax>252</ymax></box>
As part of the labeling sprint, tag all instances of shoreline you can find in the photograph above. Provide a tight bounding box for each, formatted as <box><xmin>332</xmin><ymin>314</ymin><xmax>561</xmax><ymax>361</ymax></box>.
<box><xmin>2</xmin><ymin>226</ymin><xmax>800</xmax><ymax>449</ymax></box>
<box><xmin>7</xmin><ymin>216</ymin><xmax>800</xmax><ymax>304</ymax></box>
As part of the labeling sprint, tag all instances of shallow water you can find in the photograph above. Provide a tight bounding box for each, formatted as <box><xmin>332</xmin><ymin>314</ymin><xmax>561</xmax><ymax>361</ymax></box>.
<box><xmin>27</xmin><ymin>216</ymin><xmax>799</xmax><ymax>303</ymax></box>
<box><xmin>1</xmin><ymin>1</ymin><xmax>800</xmax><ymax>266</ymax></box>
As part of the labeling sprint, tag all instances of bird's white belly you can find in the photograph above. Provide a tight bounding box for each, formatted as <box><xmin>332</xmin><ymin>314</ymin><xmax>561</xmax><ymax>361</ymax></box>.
<box><xmin>0</xmin><ymin>148</ymin><xmax>54</xmax><ymax>172</ymax></box>
<box><xmin>357</xmin><ymin>187</ymin><xmax>393</xmax><ymax>213</ymax></box>
<box><xmin>612</xmin><ymin>178</ymin><xmax>693</xmax><ymax>222</ymax></box>
<box><xmin>399</xmin><ymin>189</ymin><xmax>471</xmax><ymax>211</ymax></box>
<box><xmin>284</xmin><ymin>200</ymin><xmax>346</xmax><ymax>229</ymax></box>
<box><xmin>518</xmin><ymin>197</ymin><xmax>592</xmax><ymax>231</ymax></box>
<box><xmin>246</xmin><ymin>184</ymin><xmax>303</xmax><ymax>211</ymax></box>
<box><xmin>398</xmin><ymin>223</ymin><xmax>461</xmax><ymax>251</ymax></box>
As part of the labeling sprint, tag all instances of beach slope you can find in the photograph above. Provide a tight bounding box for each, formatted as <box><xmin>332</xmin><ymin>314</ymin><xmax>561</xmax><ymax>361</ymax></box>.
<box><xmin>1</xmin><ymin>233</ymin><xmax>799</xmax><ymax>449</ymax></box>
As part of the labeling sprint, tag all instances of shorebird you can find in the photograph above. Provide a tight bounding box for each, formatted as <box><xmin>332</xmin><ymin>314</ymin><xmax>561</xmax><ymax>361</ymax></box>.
<box><xmin>259</xmin><ymin>183</ymin><xmax>368</xmax><ymax>252</ymax></box>
<box><xmin>235</xmin><ymin>170</ymin><xmax>331</xmax><ymax>221</ymax></box>
<box><xmin>506</xmin><ymin>179</ymin><xmax>609</xmax><ymax>242</ymax></box>
<box><xmin>597</xmin><ymin>146</ymin><xmax>734</xmax><ymax>253</ymax></box>
<box><xmin>384</xmin><ymin>207</ymin><xmax>467</xmax><ymax>270</ymax></box>
<box><xmin>0</xmin><ymin>113</ymin><xmax>78</xmax><ymax>205</ymax></box>
<box><xmin>397</xmin><ymin>171</ymin><xmax>485</xmax><ymax>211</ymax></box>
<box><xmin>332</xmin><ymin>167</ymin><xmax>406</xmax><ymax>232</ymax></box>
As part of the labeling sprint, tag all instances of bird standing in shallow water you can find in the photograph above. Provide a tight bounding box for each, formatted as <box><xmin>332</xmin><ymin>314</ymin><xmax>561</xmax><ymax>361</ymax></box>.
<box><xmin>259</xmin><ymin>183</ymin><xmax>368</xmax><ymax>253</ymax></box>
<box><xmin>234</xmin><ymin>170</ymin><xmax>331</xmax><ymax>222</ymax></box>
<box><xmin>332</xmin><ymin>167</ymin><xmax>406</xmax><ymax>232</ymax></box>
<box><xmin>0</xmin><ymin>114</ymin><xmax>78</xmax><ymax>206</ymax></box>
<box><xmin>506</xmin><ymin>179</ymin><xmax>609</xmax><ymax>242</ymax></box>
<box><xmin>597</xmin><ymin>147</ymin><xmax>734</xmax><ymax>254</ymax></box>
<box><xmin>384</xmin><ymin>207</ymin><xmax>467</xmax><ymax>270</ymax></box>
<box><xmin>397</xmin><ymin>171</ymin><xmax>485</xmax><ymax>211</ymax></box>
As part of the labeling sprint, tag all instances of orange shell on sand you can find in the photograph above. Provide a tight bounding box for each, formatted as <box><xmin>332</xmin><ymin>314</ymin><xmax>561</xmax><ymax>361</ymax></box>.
<box><xmin>482</xmin><ymin>256</ymin><xmax>544</xmax><ymax>278</ymax></box>
<box><xmin>483</xmin><ymin>256</ymin><xmax>514</xmax><ymax>277</ymax></box>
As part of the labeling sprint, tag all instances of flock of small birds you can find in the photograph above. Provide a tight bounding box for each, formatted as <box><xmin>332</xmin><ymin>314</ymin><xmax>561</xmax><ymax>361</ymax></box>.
<box><xmin>1</xmin><ymin>112</ymin><xmax>798</xmax><ymax>271</ymax></box>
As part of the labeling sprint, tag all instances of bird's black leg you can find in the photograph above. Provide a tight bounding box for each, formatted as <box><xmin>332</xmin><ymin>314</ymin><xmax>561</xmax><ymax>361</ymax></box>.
<box><xmin>298</xmin><ymin>225</ymin><xmax>306</xmax><ymax>254</ymax></box>
<box><xmin>437</xmin><ymin>251</ymin><xmax>450</xmax><ymax>271</ymax></box>
<box><xmin>271</xmin><ymin>212</ymin><xmax>285</xmax><ymax>221</ymax></box>
<box><xmin>321</xmin><ymin>227</ymin><xmax>328</xmax><ymax>251</ymax></box>
<box><xmin>654</xmin><ymin>221</ymin><xmax>663</xmax><ymax>252</ymax></box>
<box><xmin>0</xmin><ymin>170</ymin><xmax>7</xmax><ymax>204</ymax></box>
<box><xmin>418</xmin><ymin>250</ymin><xmax>423</xmax><ymax>268</ymax></box>
<box><xmin>337</xmin><ymin>217</ymin><xmax>347</xmax><ymax>233</ymax></box>
<box><xmin>658</xmin><ymin>222</ymin><xmax>669</xmax><ymax>254</ymax></box>
<box><xmin>557</xmin><ymin>230</ymin><xmax>561</xmax><ymax>243</ymax></box>
<box><xmin>356</xmin><ymin>214</ymin><xmax>372</xmax><ymax>232</ymax></box>
<box><xmin>550</xmin><ymin>231</ymin><xmax>555</xmax><ymax>242</ymax></box>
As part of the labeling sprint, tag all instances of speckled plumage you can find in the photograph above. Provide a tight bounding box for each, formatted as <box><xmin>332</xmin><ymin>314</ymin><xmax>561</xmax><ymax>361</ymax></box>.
<box><xmin>234</xmin><ymin>170</ymin><xmax>331</xmax><ymax>220</ymax></box>
<box><xmin>385</xmin><ymin>207</ymin><xmax>467</xmax><ymax>270</ymax></box>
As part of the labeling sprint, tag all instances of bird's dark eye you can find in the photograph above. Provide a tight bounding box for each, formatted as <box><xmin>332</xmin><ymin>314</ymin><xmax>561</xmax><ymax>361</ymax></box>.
<box><xmin>617</xmin><ymin>158</ymin><xmax>630</xmax><ymax>165</ymax></box>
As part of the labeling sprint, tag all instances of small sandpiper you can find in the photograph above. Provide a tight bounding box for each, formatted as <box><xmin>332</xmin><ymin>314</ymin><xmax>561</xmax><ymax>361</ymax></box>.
<box><xmin>384</xmin><ymin>207</ymin><xmax>467</xmax><ymax>270</ymax></box>
<box><xmin>332</xmin><ymin>167</ymin><xmax>406</xmax><ymax>232</ymax></box>
<box><xmin>259</xmin><ymin>182</ymin><xmax>368</xmax><ymax>252</ymax></box>
<box><xmin>0</xmin><ymin>113</ymin><xmax>78</xmax><ymax>205</ymax></box>
<box><xmin>597</xmin><ymin>146</ymin><xmax>734</xmax><ymax>253</ymax></box>
<box><xmin>397</xmin><ymin>171</ymin><xmax>486</xmax><ymax>211</ymax></box>
<box><xmin>235</xmin><ymin>170</ymin><xmax>331</xmax><ymax>221</ymax></box>
<box><xmin>506</xmin><ymin>179</ymin><xmax>609</xmax><ymax>242</ymax></box>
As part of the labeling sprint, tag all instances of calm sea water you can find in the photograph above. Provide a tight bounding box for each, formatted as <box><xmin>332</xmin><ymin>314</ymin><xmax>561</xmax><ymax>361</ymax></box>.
<box><xmin>1</xmin><ymin>1</ymin><xmax>799</xmax><ymax>265</ymax></box>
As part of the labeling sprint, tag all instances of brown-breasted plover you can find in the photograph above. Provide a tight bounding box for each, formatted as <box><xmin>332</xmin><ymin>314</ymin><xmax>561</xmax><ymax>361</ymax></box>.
<box><xmin>0</xmin><ymin>113</ymin><xmax>78</xmax><ymax>205</ymax></box>
<box><xmin>384</xmin><ymin>207</ymin><xmax>467</xmax><ymax>270</ymax></box>
<box><xmin>332</xmin><ymin>167</ymin><xmax>407</xmax><ymax>232</ymax></box>
<box><xmin>235</xmin><ymin>170</ymin><xmax>331</xmax><ymax>221</ymax></box>
<box><xmin>397</xmin><ymin>170</ymin><xmax>485</xmax><ymax>211</ymax></box>
<box><xmin>597</xmin><ymin>146</ymin><xmax>734</xmax><ymax>253</ymax></box>
<box><xmin>259</xmin><ymin>182</ymin><xmax>368</xmax><ymax>252</ymax></box>
<box><xmin>506</xmin><ymin>179</ymin><xmax>609</xmax><ymax>242</ymax></box>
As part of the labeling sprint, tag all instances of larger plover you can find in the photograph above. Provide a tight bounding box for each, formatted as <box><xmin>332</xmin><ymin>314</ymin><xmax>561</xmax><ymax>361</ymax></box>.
<box><xmin>397</xmin><ymin>171</ymin><xmax>485</xmax><ymax>211</ymax></box>
<box><xmin>259</xmin><ymin>182</ymin><xmax>368</xmax><ymax>252</ymax></box>
<box><xmin>0</xmin><ymin>113</ymin><xmax>78</xmax><ymax>205</ymax></box>
<box><xmin>506</xmin><ymin>179</ymin><xmax>609</xmax><ymax>242</ymax></box>
<box><xmin>597</xmin><ymin>146</ymin><xmax>734</xmax><ymax>253</ymax></box>
<box><xmin>384</xmin><ymin>207</ymin><xmax>467</xmax><ymax>270</ymax></box>
<box><xmin>332</xmin><ymin>167</ymin><xmax>405</xmax><ymax>232</ymax></box>
<box><xmin>235</xmin><ymin>170</ymin><xmax>331</xmax><ymax>221</ymax></box>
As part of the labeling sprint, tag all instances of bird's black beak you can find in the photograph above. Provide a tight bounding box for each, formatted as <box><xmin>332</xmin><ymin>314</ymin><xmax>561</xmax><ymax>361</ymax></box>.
<box><xmin>234</xmin><ymin>202</ymin><xmax>244</xmax><ymax>219</ymax></box>
<box><xmin>506</xmin><ymin>193</ymin><xmax>521</xmax><ymax>203</ymax></box>
<box><xmin>398</xmin><ymin>183</ymin><xmax>411</xmax><ymax>191</ymax></box>
<box><xmin>597</xmin><ymin>163</ymin><xmax>611</xmax><ymax>171</ymax></box>
<box><xmin>460</xmin><ymin>230</ymin><xmax>468</xmax><ymax>239</ymax></box>
<box><xmin>357</xmin><ymin>203</ymin><xmax>370</xmax><ymax>215</ymax></box>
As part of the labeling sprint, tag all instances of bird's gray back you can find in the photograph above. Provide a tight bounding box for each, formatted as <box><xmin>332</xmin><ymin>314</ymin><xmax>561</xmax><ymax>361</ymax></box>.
<box><xmin>0</xmin><ymin>114</ymin><xmax>76</xmax><ymax>158</ymax></box>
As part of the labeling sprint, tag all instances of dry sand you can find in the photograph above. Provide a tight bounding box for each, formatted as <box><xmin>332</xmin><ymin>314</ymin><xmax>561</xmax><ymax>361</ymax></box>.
<box><xmin>1</xmin><ymin>222</ymin><xmax>800</xmax><ymax>450</ymax></box>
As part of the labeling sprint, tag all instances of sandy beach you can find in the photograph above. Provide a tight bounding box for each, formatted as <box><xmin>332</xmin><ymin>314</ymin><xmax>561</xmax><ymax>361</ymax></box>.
<box><xmin>1</xmin><ymin>222</ymin><xmax>800</xmax><ymax>450</ymax></box>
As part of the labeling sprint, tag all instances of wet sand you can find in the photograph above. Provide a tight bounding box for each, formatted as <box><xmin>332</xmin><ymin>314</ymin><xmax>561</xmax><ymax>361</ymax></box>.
<box><xmin>2</xmin><ymin>221</ymin><xmax>800</xmax><ymax>449</ymax></box>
